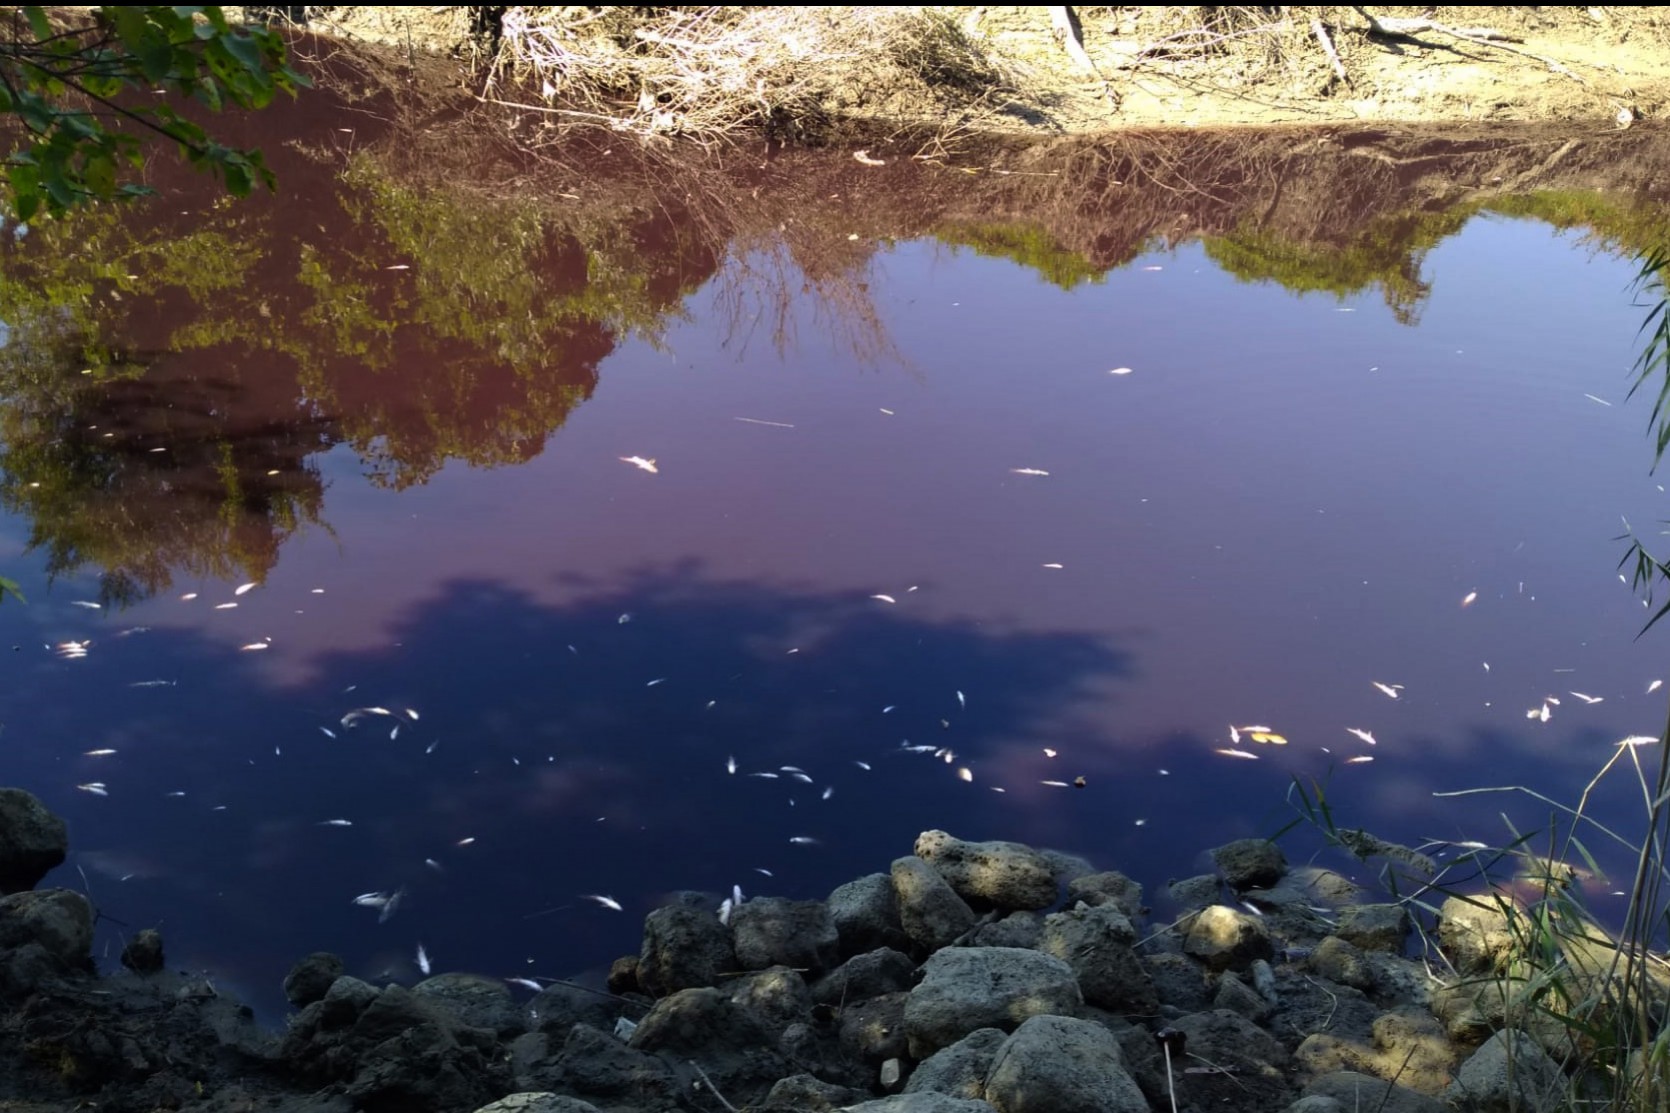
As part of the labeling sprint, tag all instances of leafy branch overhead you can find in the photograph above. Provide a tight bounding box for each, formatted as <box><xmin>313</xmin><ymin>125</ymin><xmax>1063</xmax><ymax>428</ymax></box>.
<box><xmin>0</xmin><ymin>5</ymin><xmax>307</xmax><ymax>219</ymax></box>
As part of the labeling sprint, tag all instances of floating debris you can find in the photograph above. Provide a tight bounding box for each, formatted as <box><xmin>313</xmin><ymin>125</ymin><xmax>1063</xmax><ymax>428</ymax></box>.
<box><xmin>1247</xmin><ymin>731</ymin><xmax>1287</xmax><ymax>746</ymax></box>
<box><xmin>734</xmin><ymin>416</ymin><xmax>795</xmax><ymax>428</ymax></box>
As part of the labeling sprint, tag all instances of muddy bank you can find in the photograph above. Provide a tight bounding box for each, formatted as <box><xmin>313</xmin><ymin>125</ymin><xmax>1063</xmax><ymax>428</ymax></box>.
<box><xmin>1</xmin><ymin>785</ymin><xmax>1618</xmax><ymax>1112</ymax></box>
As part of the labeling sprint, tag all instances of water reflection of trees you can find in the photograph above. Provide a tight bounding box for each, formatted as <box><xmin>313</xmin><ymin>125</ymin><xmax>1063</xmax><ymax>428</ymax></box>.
<box><xmin>5</xmin><ymin>49</ymin><xmax>1670</xmax><ymax>602</ymax></box>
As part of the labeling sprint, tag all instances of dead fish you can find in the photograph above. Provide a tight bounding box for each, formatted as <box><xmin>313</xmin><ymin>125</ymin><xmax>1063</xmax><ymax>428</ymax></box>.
<box><xmin>956</xmin><ymin>690</ymin><xmax>966</xmax><ymax>710</ymax></box>
<box><xmin>1213</xmin><ymin>749</ymin><xmax>1259</xmax><ymax>761</ymax></box>
<box><xmin>646</xmin><ymin>678</ymin><xmax>665</xmax><ymax>687</ymax></box>
<box><xmin>1620</xmin><ymin>735</ymin><xmax>1659</xmax><ymax>747</ymax></box>
<box><xmin>70</xmin><ymin>600</ymin><xmax>101</xmax><ymax>609</ymax></box>
<box><xmin>319</xmin><ymin>819</ymin><xmax>353</xmax><ymax>827</ymax></box>
<box><xmin>1346</xmin><ymin>755</ymin><xmax>1375</xmax><ymax>764</ymax></box>
<box><xmin>853</xmin><ymin>761</ymin><xmax>871</xmax><ymax>771</ymax></box>
<box><xmin>583</xmin><ymin>894</ymin><xmax>623</xmax><ymax>912</ymax></box>
<box><xmin>416</xmin><ymin>944</ymin><xmax>431</xmax><ymax>976</ymax></box>
<box><xmin>214</xmin><ymin>602</ymin><xmax>238</xmax><ymax>610</ymax></box>
<box><xmin>1461</xmin><ymin>591</ymin><xmax>1478</xmax><ymax>607</ymax></box>
<box><xmin>789</xmin><ymin>836</ymin><xmax>819</xmax><ymax>845</ymax></box>
<box><xmin>619</xmin><ymin>456</ymin><xmax>658</xmax><ymax>474</ymax></box>
<box><xmin>1010</xmin><ymin>467</ymin><xmax>1050</xmax><ymax>477</ymax></box>
<box><xmin>1345</xmin><ymin>728</ymin><xmax>1377</xmax><ymax>746</ymax></box>
<box><xmin>718</xmin><ymin>898</ymin><xmax>733</xmax><ymax>925</ymax></box>
<box><xmin>83</xmin><ymin>748</ymin><xmax>117</xmax><ymax>757</ymax></box>
<box><xmin>871</xmin><ymin>594</ymin><xmax>897</xmax><ymax>604</ymax></box>
<box><xmin>1649</xmin><ymin>680</ymin><xmax>1664</xmax><ymax>695</ymax></box>
<box><xmin>1569</xmin><ymin>692</ymin><xmax>1604</xmax><ymax>704</ymax></box>
<box><xmin>749</xmin><ymin>772</ymin><xmax>779</xmax><ymax>779</ymax></box>
<box><xmin>1042</xmin><ymin>780</ymin><xmax>1072</xmax><ymax>788</ymax></box>
<box><xmin>726</xmin><ymin>756</ymin><xmax>737</xmax><ymax>774</ymax></box>
<box><xmin>1372</xmin><ymin>682</ymin><xmax>1403</xmax><ymax>699</ymax></box>
<box><xmin>240</xmin><ymin>641</ymin><xmax>270</xmax><ymax>652</ymax></box>
<box><xmin>234</xmin><ymin>582</ymin><xmax>257</xmax><ymax>596</ymax></box>
<box><xmin>76</xmin><ymin>783</ymin><xmax>108</xmax><ymax>796</ymax></box>
<box><xmin>505</xmin><ymin>977</ymin><xmax>543</xmax><ymax>992</ymax></box>
<box><xmin>319</xmin><ymin>728</ymin><xmax>337</xmax><ymax>739</ymax></box>
<box><xmin>1043</xmin><ymin>748</ymin><xmax>1058</xmax><ymax>757</ymax></box>
<box><xmin>787</xmin><ymin>772</ymin><xmax>814</xmax><ymax>784</ymax></box>
<box><xmin>822</xmin><ymin>786</ymin><xmax>834</xmax><ymax>800</ymax></box>
<box><xmin>1108</xmin><ymin>367</ymin><xmax>1134</xmax><ymax>376</ymax></box>
<box><xmin>957</xmin><ymin>767</ymin><xmax>973</xmax><ymax>782</ymax></box>
<box><xmin>404</xmin><ymin>709</ymin><xmax>420</xmax><ymax>721</ymax></box>
<box><xmin>180</xmin><ymin>593</ymin><xmax>198</xmax><ymax>601</ymax></box>
<box><xmin>1042</xmin><ymin>563</ymin><xmax>1064</xmax><ymax>569</ymax></box>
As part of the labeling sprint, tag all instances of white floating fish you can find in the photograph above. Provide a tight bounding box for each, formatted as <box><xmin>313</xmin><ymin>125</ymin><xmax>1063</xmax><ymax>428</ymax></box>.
<box><xmin>1010</xmin><ymin>467</ymin><xmax>1050</xmax><ymax>477</ymax></box>
<box><xmin>214</xmin><ymin>602</ymin><xmax>237</xmax><ymax>610</ymax></box>
<box><xmin>646</xmin><ymin>678</ymin><xmax>665</xmax><ymax>687</ymax></box>
<box><xmin>619</xmin><ymin>456</ymin><xmax>658</xmax><ymax>474</ymax></box>
<box><xmin>1461</xmin><ymin>591</ymin><xmax>1478</xmax><ymax>607</ymax></box>
<box><xmin>320</xmin><ymin>727</ymin><xmax>337</xmax><ymax>739</ymax></box>
<box><xmin>1346</xmin><ymin>755</ymin><xmax>1375</xmax><ymax>764</ymax></box>
<box><xmin>319</xmin><ymin>818</ymin><xmax>353</xmax><ymax>827</ymax></box>
<box><xmin>749</xmin><ymin>772</ymin><xmax>779</xmax><ymax>779</ymax></box>
<box><xmin>1345</xmin><ymin>728</ymin><xmax>1377</xmax><ymax>746</ymax></box>
<box><xmin>1042</xmin><ymin>563</ymin><xmax>1064</xmax><ymax>569</ymax></box>
<box><xmin>1649</xmin><ymin>680</ymin><xmax>1664</xmax><ymax>694</ymax></box>
<box><xmin>879</xmin><ymin>408</ymin><xmax>895</xmax><ymax>415</ymax></box>
<box><xmin>754</xmin><ymin>868</ymin><xmax>774</xmax><ymax>876</ymax></box>
<box><xmin>787</xmin><ymin>772</ymin><xmax>814</xmax><ymax>784</ymax></box>
<box><xmin>957</xmin><ymin>767</ymin><xmax>973</xmax><ymax>783</ymax></box>
<box><xmin>1108</xmin><ymin>367</ymin><xmax>1133</xmax><ymax>376</ymax></box>
<box><xmin>1527</xmin><ymin>703</ymin><xmax>1552</xmax><ymax>723</ymax></box>
<box><xmin>456</xmin><ymin>837</ymin><xmax>475</xmax><ymax>846</ymax></box>
<box><xmin>404</xmin><ymin>709</ymin><xmax>420</xmax><ymax>721</ymax></box>
<box><xmin>781</xmin><ymin>765</ymin><xmax>807</xmax><ymax>774</ymax></box>
<box><xmin>505</xmin><ymin>977</ymin><xmax>543</xmax><ymax>992</ymax></box>
<box><xmin>83</xmin><ymin>748</ymin><xmax>117</xmax><ymax>757</ymax></box>
<box><xmin>1569</xmin><ymin>692</ymin><xmax>1604</xmax><ymax>705</ymax></box>
<box><xmin>726</xmin><ymin>756</ymin><xmax>737</xmax><ymax>774</ymax></box>
<box><xmin>416</xmin><ymin>944</ymin><xmax>431</xmax><ymax>975</ymax></box>
<box><xmin>353</xmin><ymin>892</ymin><xmax>391</xmax><ymax>909</ymax></box>
<box><xmin>180</xmin><ymin>593</ymin><xmax>198</xmax><ymax>601</ymax></box>
<box><xmin>70</xmin><ymin>600</ymin><xmax>101</xmax><ymax>609</ymax></box>
<box><xmin>718</xmin><ymin>898</ymin><xmax>733</xmax><ymax>925</ymax></box>
<box><xmin>822</xmin><ymin>786</ymin><xmax>834</xmax><ymax>800</ymax></box>
<box><xmin>789</xmin><ymin>836</ymin><xmax>819</xmax><ymax>845</ymax></box>
<box><xmin>425</xmin><ymin>859</ymin><xmax>443</xmax><ymax>872</ymax></box>
<box><xmin>1213</xmin><ymin>749</ymin><xmax>1259</xmax><ymax>761</ymax></box>
<box><xmin>1619</xmin><ymin>735</ymin><xmax>1659</xmax><ymax>747</ymax></box>
<box><xmin>882</xmin><ymin>705</ymin><xmax>896</xmax><ymax>714</ymax></box>
<box><xmin>1043</xmin><ymin>748</ymin><xmax>1057</xmax><ymax>758</ymax></box>
<box><xmin>1041</xmin><ymin>779</ymin><xmax>1072</xmax><ymax>787</ymax></box>
<box><xmin>732</xmin><ymin>884</ymin><xmax>744</xmax><ymax>907</ymax></box>
<box><xmin>871</xmin><ymin>594</ymin><xmax>897</xmax><ymax>604</ymax></box>
<box><xmin>240</xmin><ymin>641</ymin><xmax>270</xmax><ymax>652</ymax></box>
<box><xmin>76</xmin><ymin>782</ymin><xmax>108</xmax><ymax>796</ymax></box>
<box><xmin>234</xmin><ymin>582</ymin><xmax>257</xmax><ymax>596</ymax></box>
<box><xmin>956</xmin><ymin>690</ymin><xmax>965</xmax><ymax>710</ymax></box>
<box><xmin>618</xmin><ymin>613</ymin><xmax>631</xmax><ymax>625</ymax></box>
<box><xmin>1372</xmin><ymin>682</ymin><xmax>1403</xmax><ymax>699</ymax></box>
<box><xmin>583</xmin><ymin>894</ymin><xmax>623</xmax><ymax>912</ymax></box>
<box><xmin>853</xmin><ymin>761</ymin><xmax>871</xmax><ymax>771</ymax></box>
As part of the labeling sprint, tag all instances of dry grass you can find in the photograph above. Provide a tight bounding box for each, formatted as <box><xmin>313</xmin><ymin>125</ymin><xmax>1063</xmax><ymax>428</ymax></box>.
<box><xmin>485</xmin><ymin>6</ymin><xmax>1026</xmax><ymax>145</ymax></box>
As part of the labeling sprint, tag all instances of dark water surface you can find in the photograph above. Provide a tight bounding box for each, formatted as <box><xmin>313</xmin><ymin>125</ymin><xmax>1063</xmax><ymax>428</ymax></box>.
<box><xmin>5</xmin><ymin>99</ymin><xmax>1670</xmax><ymax>1017</ymax></box>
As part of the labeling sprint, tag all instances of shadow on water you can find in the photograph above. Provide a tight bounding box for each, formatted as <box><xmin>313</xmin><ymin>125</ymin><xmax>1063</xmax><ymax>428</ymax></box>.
<box><xmin>8</xmin><ymin>562</ymin><xmax>1130</xmax><ymax>1018</ymax></box>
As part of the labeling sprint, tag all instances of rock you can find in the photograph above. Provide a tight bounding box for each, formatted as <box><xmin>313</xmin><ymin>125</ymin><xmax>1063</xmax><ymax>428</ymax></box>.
<box><xmin>606</xmin><ymin>954</ymin><xmax>639</xmax><ymax>994</ymax></box>
<box><xmin>548</xmin><ymin>1022</ymin><xmax>680</xmax><ymax>1108</ymax></box>
<box><xmin>120</xmin><ymin>927</ymin><xmax>165</xmax><ymax>974</ymax></box>
<box><xmin>470</xmin><ymin>1095</ymin><xmax>603</xmax><ymax>1113</ymax></box>
<box><xmin>968</xmin><ymin>911</ymin><xmax>1044</xmax><ymax>950</ymax></box>
<box><xmin>1182</xmin><ymin>904</ymin><xmax>1274</xmax><ymax>970</ymax></box>
<box><xmin>283</xmin><ymin>952</ymin><xmax>343</xmax><ymax>1007</ymax></box>
<box><xmin>1038</xmin><ymin>905</ymin><xmax>1155</xmax><ymax>1014</ymax></box>
<box><xmin>892</xmin><ymin>856</ymin><xmax>978</xmax><ymax>951</ymax></box>
<box><xmin>881</xmin><ymin>1057</ymin><xmax>904</xmax><ymax>1088</ymax></box>
<box><xmin>1066</xmin><ymin>871</ymin><xmax>1144</xmax><ymax>919</ymax></box>
<box><xmin>1212</xmin><ymin>971</ymin><xmax>1271</xmax><ymax>1021</ymax></box>
<box><xmin>730</xmin><ymin>965</ymin><xmax>813</xmax><ymax>1037</ymax></box>
<box><xmin>761</xmin><ymin>1072</ymin><xmax>869</xmax><ymax>1111</ymax></box>
<box><xmin>1371</xmin><ymin>1008</ymin><xmax>1456</xmax><ymax>1093</ymax></box>
<box><xmin>842</xmin><ymin>1095</ymin><xmax>999</xmax><ymax>1113</ymax></box>
<box><xmin>731</xmin><ymin>896</ymin><xmax>841</xmax><ymax>972</ymax></box>
<box><xmin>526</xmin><ymin>980</ymin><xmax>624</xmax><ymax>1036</ymax></box>
<box><xmin>1305</xmin><ymin>1071</ymin><xmax>1448</xmax><ymax>1113</ymax></box>
<box><xmin>1309</xmin><ymin>936</ymin><xmax>1376</xmax><ymax>991</ymax></box>
<box><xmin>830</xmin><ymin>873</ymin><xmax>912</xmax><ymax>956</ymax></box>
<box><xmin>1336</xmin><ymin>903</ymin><xmax>1411</xmax><ymax>952</ymax></box>
<box><xmin>1171</xmin><ymin>1008</ymin><xmax>1289</xmax><ymax>1072</ymax></box>
<box><xmin>1210</xmin><ymin>838</ymin><xmax>1287</xmax><ymax>889</ymax></box>
<box><xmin>310</xmin><ymin>985</ymin><xmax>510</xmax><ymax>1113</ymax></box>
<box><xmin>1284</xmin><ymin>1099</ymin><xmax>1346</xmax><ymax>1113</ymax></box>
<box><xmin>628</xmin><ymin>985</ymin><xmax>791</xmax><ymax>1105</ymax></box>
<box><xmin>415</xmin><ymin>972</ymin><xmax>526</xmax><ymax>1036</ymax></box>
<box><xmin>913</xmin><ymin>831</ymin><xmax>1059</xmax><ymax>910</ymax></box>
<box><xmin>1166</xmin><ymin>874</ymin><xmax>1221</xmax><ymax>910</ymax></box>
<box><xmin>0</xmin><ymin>887</ymin><xmax>93</xmax><ymax>969</ymax></box>
<box><xmin>841</xmin><ymin>990</ymin><xmax>910</xmax><ymax>1062</ymax></box>
<box><xmin>638</xmin><ymin>895</ymin><xmax>736</xmax><ymax>996</ymax></box>
<box><xmin>0</xmin><ymin>787</ymin><xmax>69</xmax><ymax>893</ymax></box>
<box><xmin>984</xmin><ymin>1014</ymin><xmax>1147</xmax><ymax>1113</ymax></box>
<box><xmin>903</xmin><ymin>947</ymin><xmax>1082</xmax><ymax>1057</ymax></box>
<box><xmin>812</xmin><ymin>947</ymin><xmax>916</xmax><ymax>1006</ymax></box>
<box><xmin>903</xmin><ymin>1027</ymin><xmax>1007</xmax><ymax>1099</ymax></box>
<box><xmin>319</xmin><ymin>974</ymin><xmax>379</xmax><ymax>1026</ymax></box>
<box><xmin>1437</xmin><ymin>895</ymin><xmax>1515</xmax><ymax>975</ymax></box>
<box><xmin>1446</xmin><ymin>1029</ymin><xmax>1565</xmax><ymax>1113</ymax></box>
<box><xmin>1142</xmin><ymin>953</ymin><xmax>1212</xmax><ymax>1015</ymax></box>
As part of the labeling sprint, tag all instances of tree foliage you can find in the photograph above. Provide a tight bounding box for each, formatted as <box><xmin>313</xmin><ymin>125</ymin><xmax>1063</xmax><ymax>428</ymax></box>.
<box><xmin>0</xmin><ymin>5</ymin><xmax>306</xmax><ymax>220</ymax></box>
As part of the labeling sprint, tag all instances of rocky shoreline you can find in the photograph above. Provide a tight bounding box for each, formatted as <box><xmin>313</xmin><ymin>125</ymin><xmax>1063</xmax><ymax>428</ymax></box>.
<box><xmin>3</xmin><ymin>785</ymin><xmax>1577</xmax><ymax>1112</ymax></box>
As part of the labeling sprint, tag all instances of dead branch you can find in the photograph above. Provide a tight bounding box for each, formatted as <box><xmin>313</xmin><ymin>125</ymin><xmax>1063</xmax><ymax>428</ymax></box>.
<box><xmin>1310</xmin><ymin>17</ymin><xmax>1348</xmax><ymax>87</ymax></box>
<box><xmin>1049</xmin><ymin>6</ymin><xmax>1118</xmax><ymax>109</ymax></box>
<box><xmin>1350</xmin><ymin>6</ymin><xmax>1588</xmax><ymax>87</ymax></box>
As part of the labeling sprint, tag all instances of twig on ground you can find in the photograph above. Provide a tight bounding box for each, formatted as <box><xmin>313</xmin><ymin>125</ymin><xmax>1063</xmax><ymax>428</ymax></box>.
<box><xmin>1350</xmin><ymin>6</ymin><xmax>1588</xmax><ymax>86</ymax></box>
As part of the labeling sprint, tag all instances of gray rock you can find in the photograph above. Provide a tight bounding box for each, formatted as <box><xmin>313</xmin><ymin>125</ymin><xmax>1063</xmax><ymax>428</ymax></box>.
<box><xmin>913</xmin><ymin>831</ymin><xmax>1059</xmax><ymax>911</ymax></box>
<box><xmin>0</xmin><ymin>788</ymin><xmax>68</xmax><ymax>893</ymax></box>
<box><xmin>1284</xmin><ymin>1099</ymin><xmax>1346</xmax><ymax>1113</ymax></box>
<box><xmin>830</xmin><ymin>873</ymin><xmax>912</xmax><ymax>956</ymax></box>
<box><xmin>1170</xmin><ymin>1008</ymin><xmax>1289</xmax><ymax>1072</ymax></box>
<box><xmin>1309</xmin><ymin>935</ymin><xmax>1377</xmax><ymax>991</ymax></box>
<box><xmin>319</xmin><ymin>974</ymin><xmax>380</xmax><ymax>1026</ymax></box>
<box><xmin>1039</xmin><ymin>849</ymin><xmax>1097</xmax><ymax>885</ymax></box>
<box><xmin>470</xmin><ymin>1095</ymin><xmax>603</xmax><ymax>1113</ymax></box>
<box><xmin>841</xmin><ymin>990</ymin><xmax>910</xmax><ymax>1062</ymax></box>
<box><xmin>1182</xmin><ymin>904</ymin><xmax>1274</xmax><ymax>971</ymax></box>
<box><xmin>1336</xmin><ymin>903</ymin><xmax>1411</xmax><ymax>952</ymax></box>
<box><xmin>0</xmin><ymin>887</ymin><xmax>93</xmax><ymax>968</ymax></box>
<box><xmin>415</xmin><ymin>971</ymin><xmax>526</xmax><ymax>1036</ymax></box>
<box><xmin>761</xmin><ymin>1072</ymin><xmax>868</xmax><ymax>1112</ymax></box>
<box><xmin>904</xmin><ymin>1027</ymin><xmax>1006</xmax><ymax>1099</ymax></box>
<box><xmin>1210</xmin><ymin>838</ymin><xmax>1287</xmax><ymax>889</ymax></box>
<box><xmin>1446</xmin><ymin>1029</ymin><xmax>1566</xmax><ymax>1113</ymax></box>
<box><xmin>968</xmin><ymin>911</ymin><xmax>1044</xmax><ymax>950</ymax></box>
<box><xmin>1305</xmin><ymin>1071</ymin><xmax>1448</xmax><ymax>1113</ymax></box>
<box><xmin>984</xmin><ymin>1014</ymin><xmax>1148</xmax><ymax>1113</ymax></box>
<box><xmin>893</xmin><ymin>856</ymin><xmax>978</xmax><ymax>951</ymax></box>
<box><xmin>1066</xmin><ymin>871</ymin><xmax>1144</xmax><ymax>919</ymax></box>
<box><xmin>1142</xmin><ymin>953</ymin><xmax>1212</xmax><ymax>1015</ymax></box>
<box><xmin>629</xmin><ymin>986</ymin><xmax>773</xmax><ymax>1055</ymax></box>
<box><xmin>120</xmin><ymin>927</ymin><xmax>165</xmax><ymax>973</ymax></box>
<box><xmin>1166</xmin><ymin>874</ymin><xmax>1221</xmax><ymax>910</ymax></box>
<box><xmin>730</xmin><ymin>965</ymin><xmax>813</xmax><ymax>1036</ymax></box>
<box><xmin>903</xmin><ymin>947</ymin><xmax>1082</xmax><ymax>1057</ymax></box>
<box><xmin>283</xmin><ymin>951</ymin><xmax>343</xmax><ymax>1007</ymax></box>
<box><xmin>606</xmin><ymin>954</ymin><xmax>639</xmax><ymax>994</ymax></box>
<box><xmin>549</xmin><ymin>1022</ymin><xmax>680</xmax><ymax>1107</ymax></box>
<box><xmin>813</xmin><ymin>947</ymin><xmax>916</xmax><ymax>1006</ymax></box>
<box><xmin>1212</xmin><ymin>970</ymin><xmax>1271</xmax><ymax>1021</ymax></box>
<box><xmin>1437</xmin><ymin>894</ymin><xmax>1515</xmax><ymax>975</ymax></box>
<box><xmin>526</xmin><ymin>980</ymin><xmax>623</xmax><ymax>1036</ymax></box>
<box><xmin>731</xmin><ymin>896</ymin><xmax>840</xmax><ymax>972</ymax></box>
<box><xmin>1371</xmin><ymin>1008</ymin><xmax>1456</xmax><ymax>1094</ymax></box>
<box><xmin>841</xmin><ymin>1095</ymin><xmax>999</xmax><ymax>1113</ymax></box>
<box><xmin>1038</xmin><ymin>905</ymin><xmax>1155</xmax><ymax>1014</ymax></box>
<box><xmin>638</xmin><ymin>896</ymin><xmax>735</xmax><ymax>996</ymax></box>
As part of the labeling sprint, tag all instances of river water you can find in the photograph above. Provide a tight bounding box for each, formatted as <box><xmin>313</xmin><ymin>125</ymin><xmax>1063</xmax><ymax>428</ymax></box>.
<box><xmin>4</xmin><ymin>91</ymin><xmax>1670</xmax><ymax>1017</ymax></box>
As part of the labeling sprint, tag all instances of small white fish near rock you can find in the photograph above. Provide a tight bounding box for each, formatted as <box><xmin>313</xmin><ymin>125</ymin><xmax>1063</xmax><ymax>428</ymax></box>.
<box><xmin>583</xmin><ymin>894</ymin><xmax>623</xmax><ymax>912</ymax></box>
<box><xmin>416</xmin><ymin>944</ymin><xmax>431</xmax><ymax>975</ymax></box>
<box><xmin>619</xmin><ymin>455</ymin><xmax>658</xmax><ymax>474</ymax></box>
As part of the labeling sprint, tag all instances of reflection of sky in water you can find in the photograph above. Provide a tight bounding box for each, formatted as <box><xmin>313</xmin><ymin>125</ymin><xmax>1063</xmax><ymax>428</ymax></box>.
<box><xmin>3</xmin><ymin>209</ymin><xmax>1666</xmax><ymax>1019</ymax></box>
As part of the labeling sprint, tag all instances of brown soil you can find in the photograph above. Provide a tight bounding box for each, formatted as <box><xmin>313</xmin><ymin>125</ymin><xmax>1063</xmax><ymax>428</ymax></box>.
<box><xmin>259</xmin><ymin>6</ymin><xmax>1670</xmax><ymax>136</ymax></box>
